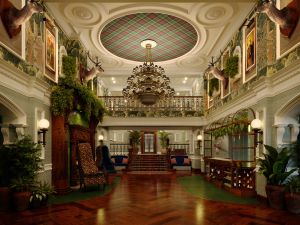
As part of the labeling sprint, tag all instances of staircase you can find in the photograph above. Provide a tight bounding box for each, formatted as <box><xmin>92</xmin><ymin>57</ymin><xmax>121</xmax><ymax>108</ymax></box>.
<box><xmin>129</xmin><ymin>154</ymin><xmax>169</xmax><ymax>171</ymax></box>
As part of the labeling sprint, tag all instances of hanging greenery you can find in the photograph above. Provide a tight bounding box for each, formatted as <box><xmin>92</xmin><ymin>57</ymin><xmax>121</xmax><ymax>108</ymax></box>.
<box><xmin>223</xmin><ymin>55</ymin><xmax>239</xmax><ymax>78</ymax></box>
<box><xmin>50</xmin><ymin>56</ymin><xmax>105</xmax><ymax>121</ymax></box>
<box><xmin>209</xmin><ymin>78</ymin><xmax>219</xmax><ymax>97</ymax></box>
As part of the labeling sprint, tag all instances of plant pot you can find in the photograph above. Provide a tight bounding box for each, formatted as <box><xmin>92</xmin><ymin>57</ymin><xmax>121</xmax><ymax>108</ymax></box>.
<box><xmin>30</xmin><ymin>198</ymin><xmax>42</xmax><ymax>209</ymax></box>
<box><xmin>12</xmin><ymin>191</ymin><xmax>31</xmax><ymax>211</ymax></box>
<box><xmin>0</xmin><ymin>186</ymin><xmax>11</xmax><ymax>211</ymax></box>
<box><xmin>265</xmin><ymin>185</ymin><xmax>285</xmax><ymax>210</ymax></box>
<box><xmin>285</xmin><ymin>192</ymin><xmax>300</xmax><ymax>214</ymax></box>
<box><xmin>161</xmin><ymin>148</ymin><xmax>167</xmax><ymax>154</ymax></box>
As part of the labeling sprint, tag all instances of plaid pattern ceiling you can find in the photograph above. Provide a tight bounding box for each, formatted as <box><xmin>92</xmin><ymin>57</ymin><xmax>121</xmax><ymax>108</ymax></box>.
<box><xmin>100</xmin><ymin>13</ymin><xmax>198</xmax><ymax>62</ymax></box>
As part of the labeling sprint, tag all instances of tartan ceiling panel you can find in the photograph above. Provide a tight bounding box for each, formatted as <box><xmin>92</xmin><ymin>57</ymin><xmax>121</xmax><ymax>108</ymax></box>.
<box><xmin>100</xmin><ymin>13</ymin><xmax>198</xmax><ymax>62</ymax></box>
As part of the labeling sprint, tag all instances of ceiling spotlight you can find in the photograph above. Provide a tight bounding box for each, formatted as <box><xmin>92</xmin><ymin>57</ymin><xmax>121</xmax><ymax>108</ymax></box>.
<box><xmin>184</xmin><ymin>77</ymin><xmax>188</xmax><ymax>80</ymax></box>
<box><xmin>112</xmin><ymin>80</ymin><xmax>116</xmax><ymax>84</ymax></box>
<box><xmin>183</xmin><ymin>80</ymin><xmax>187</xmax><ymax>84</ymax></box>
<box><xmin>111</xmin><ymin>77</ymin><xmax>115</xmax><ymax>81</ymax></box>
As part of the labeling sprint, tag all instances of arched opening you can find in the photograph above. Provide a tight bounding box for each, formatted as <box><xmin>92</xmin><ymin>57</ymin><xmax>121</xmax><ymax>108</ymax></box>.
<box><xmin>0</xmin><ymin>92</ymin><xmax>27</xmax><ymax>145</ymax></box>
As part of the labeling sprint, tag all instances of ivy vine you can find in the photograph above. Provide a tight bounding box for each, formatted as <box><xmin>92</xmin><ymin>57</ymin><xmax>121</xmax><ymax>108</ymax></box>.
<box><xmin>224</xmin><ymin>55</ymin><xmax>239</xmax><ymax>78</ymax></box>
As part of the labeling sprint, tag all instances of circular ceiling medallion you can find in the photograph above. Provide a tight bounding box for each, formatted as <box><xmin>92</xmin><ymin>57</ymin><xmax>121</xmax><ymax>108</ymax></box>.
<box><xmin>63</xmin><ymin>3</ymin><xmax>101</xmax><ymax>26</ymax></box>
<box><xmin>100</xmin><ymin>13</ymin><xmax>198</xmax><ymax>62</ymax></box>
<box><xmin>196</xmin><ymin>3</ymin><xmax>234</xmax><ymax>26</ymax></box>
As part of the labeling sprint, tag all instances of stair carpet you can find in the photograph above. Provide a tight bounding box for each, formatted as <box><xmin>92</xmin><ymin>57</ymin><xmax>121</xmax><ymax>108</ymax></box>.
<box><xmin>129</xmin><ymin>154</ymin><xmax>169</xmax><ymax>171</ymax></box>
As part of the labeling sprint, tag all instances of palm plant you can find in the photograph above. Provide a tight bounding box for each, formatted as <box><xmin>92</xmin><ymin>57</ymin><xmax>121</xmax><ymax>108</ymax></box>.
<box><xmin>158</xmin><ymin>131</ymin><xmax>169</xmax><ymax>148</ymax></box>
<box><xmin>128</xmin><ymin>130</ymin><xmax>141</xmax><ymax>147</ymax></box>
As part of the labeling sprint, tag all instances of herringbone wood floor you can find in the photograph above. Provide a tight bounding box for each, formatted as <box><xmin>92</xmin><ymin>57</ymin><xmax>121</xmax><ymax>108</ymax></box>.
<box><xmin>0</xmin><ymin>173</ymin><xmax>299</xmax><ymax>225</ymax></box>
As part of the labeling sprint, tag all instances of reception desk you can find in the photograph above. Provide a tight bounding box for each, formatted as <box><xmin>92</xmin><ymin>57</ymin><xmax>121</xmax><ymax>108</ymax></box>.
<box><xmin>204</xmin><ymin>157</ymin><xmax>256</xmax><ymax>197</ymax></box>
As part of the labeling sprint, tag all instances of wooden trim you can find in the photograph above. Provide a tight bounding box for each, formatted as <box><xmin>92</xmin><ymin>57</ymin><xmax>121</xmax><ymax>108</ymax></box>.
<box><xmin>141</xmin><ymin>131</ymin><xmax>157</xmax><ymax>154</ymax></box>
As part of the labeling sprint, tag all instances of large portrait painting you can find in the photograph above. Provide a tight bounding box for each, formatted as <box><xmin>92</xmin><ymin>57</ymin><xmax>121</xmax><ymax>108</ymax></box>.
<box><xmin>244</xmin><ymin>18</ymin><xmax>257</xmax><ymax>82</ymax></box>
<box><xmin>45</xmin><ymin>28</ymin><xmax>55</xmax><ymax>72</ymax></box>
<box><xmin>246</xmin><ymin>27</ymin><xmax>256</xmax><ymax>72</ymax></box>
<box><xmin>0</xmin><ymin>0</ymin><xmax>24</xmax><ymax>57</ymax></box>
<box><xmin>277</xmin><ymin>0</ymin><xmax>300</xmax><ymax>57</ymax></box>
<box><xmin>44</xmin><ymin>19</ymin><xmax>57</xmax><ymax>82</ymax></box>
<box><xmin>26</xmin><ymin>14</ymin><xmax>44</xmax><ymax>72</ymax></box>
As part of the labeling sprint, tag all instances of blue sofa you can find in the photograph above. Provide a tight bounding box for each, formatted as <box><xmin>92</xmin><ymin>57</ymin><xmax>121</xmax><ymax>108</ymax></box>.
<box><xmin>111</xmin><ymin>155</ymin><xmax>129</xmax><ymax>170</ymax></box>
<box><xmin>170</xmin><ymin>155</ymin><xmax>191</xmax><ymax>170</ymax></box>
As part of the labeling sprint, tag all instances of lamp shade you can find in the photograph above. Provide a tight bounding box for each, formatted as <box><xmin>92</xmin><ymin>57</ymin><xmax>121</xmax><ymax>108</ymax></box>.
<box><xmin>98</xmin><ymin>134</ymin><xmax>104</xmax><ymax>141</ymax></box>
<box><xmin>38</xmin><ymin>119</ymin><xmax>50</xmax><ymax>129</ymax></box>
<box><xmin>197</xmin><ymin>134</ymin><xmax>203</xmax><ymax>141</ymax></box>
<box><xmin>251</xmin><ymin>119</ymin><xmax>262</xmax><ymax>130</ymax></box>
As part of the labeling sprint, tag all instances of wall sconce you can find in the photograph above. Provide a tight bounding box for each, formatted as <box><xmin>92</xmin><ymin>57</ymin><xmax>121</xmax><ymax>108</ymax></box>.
<box><xmin>38</xmin><ymin>119</ymin><xmax>50</xmax><ymax>146</ymax></box>
<box><xmin>251</xmin><ymin>118</ymin><xmax>263</xmax><ymax>147</ymax></box>
<box><xmin>98</xmin><ymin>134</ymin><xmax>104</xmax><ymax>146</ymax></box>
<box><xmin>197</xmin><ymin>134</ymin><xmax>203</xmax><ymax>149</ymax></box>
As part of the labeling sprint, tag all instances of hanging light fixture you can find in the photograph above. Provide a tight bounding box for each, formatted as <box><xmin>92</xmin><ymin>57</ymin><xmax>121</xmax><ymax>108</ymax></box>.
<box><xmin>122</xmin><ymin>39</ymin><xmax>175</xmax><ymax>106</ymax></box>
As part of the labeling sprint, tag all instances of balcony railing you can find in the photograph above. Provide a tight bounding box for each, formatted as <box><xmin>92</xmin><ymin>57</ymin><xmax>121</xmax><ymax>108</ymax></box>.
<box><xmin>99</xmin><ymin>96</ymin><xmax>204</xmax><ymax>117</ymax></box>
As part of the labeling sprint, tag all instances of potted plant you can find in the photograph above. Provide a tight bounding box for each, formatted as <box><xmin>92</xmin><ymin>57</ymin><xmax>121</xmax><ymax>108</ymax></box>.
<box><xmin>285</xmin><ymin>175</ymin><xmax>300</xmax><ymax>214</ymax></box>
<box><xmin>257</xmin><ymin>145</ymin><xmax>296</xmax><ymax>209</ymax></box>
<box><xmin>30</xmin><ymin>182</ymin><xmax>55</xmax><ymax>209</ymax></box>
<box><xmin>10</xmin><ymin>178</ymin><xmax>35</xmax><ymax>211</ymax></box>
<box><xmin>128</xmin><ymin>130</ymin><xmax>141</xmax><ymax>153</ymax></box>
<box><xmin>158</xmin><ymin>131</ymin><xmax>169</xmax><ymax>154</ymax></box>
<box><xmin>8</xmin><ymin>136</ymin><xmax>42</xmax><ymax>211</ymax></box>
<box><xmin>284</xmin><ymin>140</ymin><xmax>300</xmax><ymax>214</ymax></box>
<box><xmin>0</xmin><ymin>144</ymin><xmax>12</xmax><ymax>211</ymax></box>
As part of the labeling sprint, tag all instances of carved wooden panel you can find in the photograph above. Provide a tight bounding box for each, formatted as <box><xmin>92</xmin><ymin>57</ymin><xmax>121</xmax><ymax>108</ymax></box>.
<box><xmin>69</xmin><ymin>125</ymin><xmax>90</xmax><ymax>186</ymax></box>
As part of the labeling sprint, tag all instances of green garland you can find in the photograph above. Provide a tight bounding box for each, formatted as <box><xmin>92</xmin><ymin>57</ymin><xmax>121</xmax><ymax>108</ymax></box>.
<box><xmin>224</xmin><ymin>55</ymin><xmax>239</xmax><ymax>78</ymax></box>
<box><xmin>50</xmin><ymin>56</ymin><xmax>105</xmax><ymax>121</ymax></box>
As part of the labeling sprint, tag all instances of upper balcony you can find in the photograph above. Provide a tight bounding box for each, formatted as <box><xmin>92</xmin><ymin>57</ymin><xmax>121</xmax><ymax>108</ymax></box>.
<box><xmin>99</xmin><ymin>96</ymin><xmax>204</xmax><ymax>118</ymax></box>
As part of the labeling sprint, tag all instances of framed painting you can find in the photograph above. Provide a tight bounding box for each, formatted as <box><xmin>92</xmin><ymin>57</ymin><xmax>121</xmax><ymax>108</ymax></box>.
<box><xmin>44</xmin><ymin>19</ymin><xmax>58</xmax><ymax>83</ymax></box>
<box><xmin>45</xmin><ymin>28</ymin><xmax>55</xmax><ymax>72</ymax></box>
<box><xmin>245</xmin><ymin>27</ymin><xmax>256</xmax><ymax>72</ymax></box>
<box><xmin>243</xmin><ymin>18</ymin><xmax>257</xmax><ymax>83</ymax></box>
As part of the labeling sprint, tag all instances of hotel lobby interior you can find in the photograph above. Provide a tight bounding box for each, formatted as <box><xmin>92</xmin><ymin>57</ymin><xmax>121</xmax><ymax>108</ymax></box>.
<box><xmin>0</xmin><ymin>0</ymin><xmax>300</xmax><ymax>224</ymax></box>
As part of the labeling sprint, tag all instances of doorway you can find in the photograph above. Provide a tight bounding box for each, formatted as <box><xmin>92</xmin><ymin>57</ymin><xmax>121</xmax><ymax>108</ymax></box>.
<box><xmin>141</xmin><ymin>132</ymin><xmax>157</xmax><ymax>154</ymax></box>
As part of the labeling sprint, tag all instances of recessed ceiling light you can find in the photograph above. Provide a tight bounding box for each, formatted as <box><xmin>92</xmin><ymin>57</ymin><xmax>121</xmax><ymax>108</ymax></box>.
<box><xmin>184</xmin><ymin>77</ymin><xmax>188</xmax><ymax>80</ymax></box>
<box><xmin>176</xmin><ymin>92</ymin><xmax>180</xmax><ymax>96</ymax></box>
<box><xmin>183</xmin><ymin>80</ymin><xmax>187</xmax><ymax>84</ymax></box>
<box><xmin>112</xmin><ymin>80</ymin><xmax>116</xmax><ymax>84</ymax></box>
<box><xmin>111</xmin><ymin>77</ymin><xmax>115</xmax><ymax>81</ymax></box>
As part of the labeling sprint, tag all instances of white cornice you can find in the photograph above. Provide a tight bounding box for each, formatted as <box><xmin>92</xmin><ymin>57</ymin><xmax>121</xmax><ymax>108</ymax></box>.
<box><xmin>0</xmin><ymin>59</ymin><xmax>52</xmax><ymax>106</ymax></box>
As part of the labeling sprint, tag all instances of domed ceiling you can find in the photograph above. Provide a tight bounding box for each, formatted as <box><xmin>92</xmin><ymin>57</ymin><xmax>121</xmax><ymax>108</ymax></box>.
<box><xmin>100</xmin><ymin>13</ymin><xmax>198</xmax><ymax>62</ymax></box>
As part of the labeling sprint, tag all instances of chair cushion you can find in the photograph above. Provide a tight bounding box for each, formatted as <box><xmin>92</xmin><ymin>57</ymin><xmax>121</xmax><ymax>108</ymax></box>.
<box><xmin>122</xmin><ymin>157</ymin><xmax>129</xmax><ymax>164</ymax></box>
<box><xmin>111</xmin><ymin>158</ymin><xmax>115</xmax><ymax>164</ymax></box>
<box><xmin>183</xmin><ymin>158</ymin><xmax>190</xmax><ymax>165</ymax></box>
<box><xmin>171</xmin><ymin>158</ymin><xmax>177</xmax><ymax>165</ymax></box>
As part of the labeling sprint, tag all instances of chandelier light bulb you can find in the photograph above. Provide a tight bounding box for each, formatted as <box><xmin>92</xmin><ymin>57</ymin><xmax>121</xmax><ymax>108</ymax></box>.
<box><xmin>122</xmin><ymin>39</ymin><xmax>175</xmax><ymax>106</ymax></box>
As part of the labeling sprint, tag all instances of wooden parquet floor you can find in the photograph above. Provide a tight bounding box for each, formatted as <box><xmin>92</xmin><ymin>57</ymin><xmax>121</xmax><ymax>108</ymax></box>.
<box><xmin>0</xmin><ymin>173</ymin><xmax>299</xmax><ymax>225</ymax></box>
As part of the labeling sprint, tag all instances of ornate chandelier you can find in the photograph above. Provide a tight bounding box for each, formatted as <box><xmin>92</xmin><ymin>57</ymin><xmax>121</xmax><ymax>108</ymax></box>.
<box><xmin>122</xmin><ymin>39</ymin><xmax>175</xmax><ymax>106</ymax></box>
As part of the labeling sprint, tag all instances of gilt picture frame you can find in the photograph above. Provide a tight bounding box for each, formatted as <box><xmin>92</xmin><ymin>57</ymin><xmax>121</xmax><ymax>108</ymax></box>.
<box><xmin>45</xmin><ymin>28</ymin><xmax>55</xmax><ymax>72</ymax></box>
<box><xmin>245</xmin><ymin>27</ymin><xmax>256</xmax><ymax>72</ymax></box>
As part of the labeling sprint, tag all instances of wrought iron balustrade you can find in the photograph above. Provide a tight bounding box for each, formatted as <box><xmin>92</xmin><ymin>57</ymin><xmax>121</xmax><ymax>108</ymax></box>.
<box><xmin>99</xmin><ymin>96</ymin><xmax>204</xmax><ymax>117</ymax></box>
